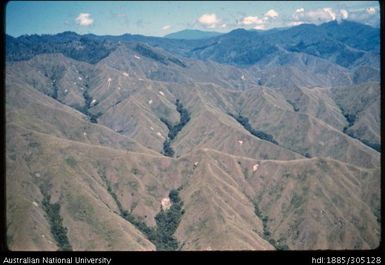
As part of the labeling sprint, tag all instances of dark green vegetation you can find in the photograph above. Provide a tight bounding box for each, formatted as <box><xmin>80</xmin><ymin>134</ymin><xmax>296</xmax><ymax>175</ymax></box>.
<box><xmin>254</xmin><ymin>202</ymin><xmax>289</xmax><ymax>250</ymax></box>
<box><xmin>78</xmin><ymin>84</ymin><xmax>102</xmax><ymax>124</ymax></box>
<box><xmin>64</xmin><ymin>156</ymin><xmax>77</xmax><ymax>167</ymax></box>
<box><xmin>287</xmin><ymin>100</ymin><xmax>299</xmax><ymax>112</ymax></box>
<box><xmin>345</xmin><ymin>132</ymin><xmax>381</xmax><ymax>152</ymax></box>
<box><xmin>153</xmin><ymin>189</ymin><xmax>185</xmax><ymax>250</ymax></box>
<box><xmin>162</xmin><ymin>139</ymin><xmax>174</xmax><ymax>157</ymax></box>
<box><xmin>6</xmin><ymin>33</ymin><xmax>113</xmax><ymax>64</ymax></box>
<box><xmin>105</xmin><ymin>180</ymin><xmax>156</xmax><ymax>240</ymax></box>
<box><xmin>135</xmin><ymin>43</ymin><xmax>169</xmax><ymax>65</ymax></box>
<box><xmin>106</xmin><ymin>180</ymin><xmax>184</xmax><ymax>250</ymax></box>
<box><xmin>134</xmin><ymin>43</ymin><xmax>186</xmax><ymax>67</ymax></box>
<box><xmin>341</xmin><ymin>106</ymin><xmax>357</xmax><ymax>132</ymax></box>
<box><xmin>360</xmin><ymin>140</ymin><xmax>380</xmax><ymax>152</ymax></box>
<box><xmin>41</xmin><ymin>65</ymin><xmax>66</xmax><ymax>101</ymax></box>
<box><xmin>339</xmin><ymin>106</ymin><xmax>381</xmax><ymax>152</ymax></box>
<box><xmin>104</xmin><ymin>181</ymin><xmax>154</xmax><ymax>237</ymax></box>
<box><xmin>51</xmin><ymin>80</ymin><xmax>59</xmax><ymax>101</ymax></box>
<box><xmin>230</xmin><ymin>114</ymin><xmax>278</xmax><ymax>145</ymax></box>
<box><xmin>230</xmin><ymin>113</ymin><xmax>315</xmax><ymax>158</ymax></box>
<box><xmin>41</xmin><ymin>193</ymin><xmax>72</xmax><ymax>251</ymax></box>
<box><xmin>161</xmin><ymin>99</ymin><xmax>191</xmax><ymax>157</ymax></box>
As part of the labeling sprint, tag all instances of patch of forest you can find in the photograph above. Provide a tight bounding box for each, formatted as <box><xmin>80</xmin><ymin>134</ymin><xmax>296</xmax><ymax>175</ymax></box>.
<box><xmin>161</xmin><ymin>99</ymin><xmax>191</xmax><ymax>157</ymax></box>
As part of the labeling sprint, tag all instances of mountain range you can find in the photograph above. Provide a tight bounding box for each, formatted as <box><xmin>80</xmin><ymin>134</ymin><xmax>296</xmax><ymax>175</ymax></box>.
<box><xmin>5</xmin><ymin>20</ymin><xmax>381</xmax><ymax>251</ymax></box>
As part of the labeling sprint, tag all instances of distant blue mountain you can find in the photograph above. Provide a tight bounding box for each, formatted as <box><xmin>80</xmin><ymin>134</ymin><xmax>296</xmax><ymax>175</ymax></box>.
<box><xmin>165</xmin><ymin>29</ymin><xmax>222</xmax><ymax>40</ymax></box>
<box><xmin>183</xmin><ymin>21</ymin><xmax>379</xmax><ymax>67</ymax></box>
<box><xmin>5</xmin><ymin>20</ymin><xmax>379</xmax><ymax>69</ymax></box>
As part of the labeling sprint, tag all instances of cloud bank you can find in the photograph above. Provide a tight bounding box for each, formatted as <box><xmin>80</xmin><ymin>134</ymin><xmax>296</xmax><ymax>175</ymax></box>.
<box><xmin>265</xmin><ymin>9</ymin><xmax>279</xmax><ymax>18</ymax></box>
<box><xmin>75</xmin><ymin>13</ymin><xmax>94</xmax><ymax>26</ymax></box>
<box><xmin>194</xmin><ymin>5</ymin><xmax>379</xmax><ymax>32</ymax></box>
<box><xmin>198</xmin><ymin>13</ymin><xmax>220</xmax><ymax>28</ymax></box>
<box><xmin>290</xmin><ymin>6</ymin><xmax>379</xmax><ymax>27</ymax></box>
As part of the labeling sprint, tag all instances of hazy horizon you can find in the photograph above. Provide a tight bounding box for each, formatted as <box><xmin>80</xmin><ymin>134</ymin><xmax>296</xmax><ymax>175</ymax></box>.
<box><xmin>6</xmin><ymin>1</ymin><xmax>379</xmax><ymax>37</ymax></box>
<box><xmin>6</xmin><ymin>19</ymin><xmax>380</xmax><ymax>39</ymax></box>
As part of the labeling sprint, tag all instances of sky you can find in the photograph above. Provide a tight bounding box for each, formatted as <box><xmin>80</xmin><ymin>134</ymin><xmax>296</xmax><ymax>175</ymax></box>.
<box><xmin>6</xmin><ymin>1</ymin><xmax>380</xmax><ymax>37</ymax></box>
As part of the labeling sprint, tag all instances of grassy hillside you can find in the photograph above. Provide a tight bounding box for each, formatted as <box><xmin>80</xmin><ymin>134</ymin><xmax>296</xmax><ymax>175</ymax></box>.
<box><xmin>5</xmin><ymin>33</ymin><xmax>380</xmax><ymax>250</ymax></box>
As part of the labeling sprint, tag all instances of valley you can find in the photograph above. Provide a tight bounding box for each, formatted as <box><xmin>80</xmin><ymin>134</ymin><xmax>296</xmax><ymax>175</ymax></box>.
<box><xmin>5</xmin><ymin>20</ymin><xmax>380</xmax><ymax>251</ymax></box>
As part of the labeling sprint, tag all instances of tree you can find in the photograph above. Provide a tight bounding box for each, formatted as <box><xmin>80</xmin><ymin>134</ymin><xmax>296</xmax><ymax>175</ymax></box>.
<box><xmin>42</xmin><ymin>194</ymin><xmax>72</xmax><ymax>251</ymax></box>
<box><xmin>231</xmin><ymin>114</ymin><xmax>278</xmax><ymax>145</ymax></box>
<box><xmin>160</xmin><ymin>100</ymin><xmax>190</xmax><ymax>157</ymax></box>
<box><xmin>153</xmin><ymin>189</ymin><xmax>184</xmax><ymax>250</ymax></box>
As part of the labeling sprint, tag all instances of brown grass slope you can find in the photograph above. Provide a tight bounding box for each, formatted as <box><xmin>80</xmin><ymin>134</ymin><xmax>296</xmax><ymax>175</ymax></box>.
<box><xmin>247</xmin><ymin>158</ymin><xmax>380</xmax><ymax>249</ymax></box>
<box><xmin>99</xmin><ymin>44</ymin><xmax>256</xmax><ymax>90</ymax></box>
<box><xmin>348</xmin><ymin>98</ymin><xmax>380</xmax><ymax>148</ymax></box>
<box><xmin>330</xmin><ymin>81</ymin><xmax>381</xmax><ymax>149</ymax></box>
<box><xmin>8</xmin><ymin>53</ymin><xmax>379</xmax><ymax>167</ymax></box>
<box><xmin>6</xmin><ymin>124</ymin><xmax>156</xmax><ymax>251</ymax></box>
<box><xmin>6</xmin><ymin>76</ymin><xmax>155</xmax><ymax>155</ymax></box>
<box><xmin>6</xmin><ymin>54</ymin><xmax>94</xmax><ymax>110</ymax></box>
<box><xmin>9</xmin><ymin>120</ymin><xmax>378</xmax><ymax>250</ymax></box>
<box><xmin>178</xmin><ymin>149</ymin><xmax>380</xmax><ymax>250</ymax></box>
<box><xmin>5</xmin><ymin>45</ymin><xmax>380</xmax><ymax>251</ymax></box>
<box><xmin>6</xmin><ymin>120</ymin><xmax>380</xmax><ymax>250</ymax></box>
<box><xmin>233</xmin><ymin>88</ymin><xmax>379</xmax><ymax>168</ymax></box>
<box><xmin>275</xmin><ymin>85</ymin><xmax>347</xmax><ymax>131</ymax></box>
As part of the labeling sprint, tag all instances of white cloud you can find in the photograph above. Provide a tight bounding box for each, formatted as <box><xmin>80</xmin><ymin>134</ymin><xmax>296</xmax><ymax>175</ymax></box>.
<box><xmin>288</xmin><ymin>21</ymin><xmax>305</xmax><ymax>26</ymax></box>
<box><xmin>322</xmin><ymin>8</ymin><xmax>336</xmax><ymax>20</ymax></box>
<box><xmin>75</xmin><ymin>13</ymin><xmax>94</xmax><ymax>26</ymax></box>
<box><xmin>198</xmin><ymin>13</ymin><xmax>219</xmax><ymax>28</ymax></box>
<box><xmin>264</xmin><ymin>9</ymin><xmax>279</xmax><ymax>18</ymax></box>
<box><xmin>348</xmin><ymin>7</ymin><xmax>379</xmax><ymax>27</ymax></box>
<box><xmin>292</xmin><ymin>7</ymin><xmax>338</xmax><ymax>23</ymax></box>
<box><xmin>239</xmin><ymin>11</ymin><xmax>277</xmax><ymax>30</ymax></box>
<box><xmin>254</xmin><ymin>24</ymin><xmax>266</xmax><ymax>30</ymax></box>
<box><xmin>340</xmin><ymin>9</ymin><xmax>349</xmax><ymax>19</ymax></box>
<box><xmin>242</xmin><ymin>16</ymin><xmax>257</xmax><ymax>25</ymax></box>
<box><xmin>293</xmin><ymin>8</ymin><xmax>305</xmax><ymax>20</ymax></box>
<box><xmin>289</xmin><ymin>6</ymin><xmax>379</xmax><ymax>28</ymax></box>
<box><xmin>307</xmin><ymin>8</ymin><xmax>333</xmax><ymax>21</ymax></box>
<box><xmin>367</xmin><ymin>7</ymin><xmax>376</xmax><ymax>15</ymax></box>
<box><xmin>162</xmin><ymin>25</ymin><xmax>171</xmax><ymax>30</ymax></box>
<box><xmin>242</xmin><ymin>16</ymin><xmax>264</xmax><ymax>25</ymax></box>
<box><xmin>289</xmin><ymin>7</ymin><xmax>354</xmax><ymax>27</ymax></box>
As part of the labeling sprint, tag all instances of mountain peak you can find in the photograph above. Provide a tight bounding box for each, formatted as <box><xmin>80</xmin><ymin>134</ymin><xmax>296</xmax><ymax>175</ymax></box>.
<box><xmin>320</xmin><ymin>19</ymin><xmax>375</xmax><ymax>29</ymax></box>
<box><xmin>57</xmin><ymin>31</ymin><xmax>79</xmax><ymax>36</ymax></box>
<box><xmin>227</xmin><ymin>28</ymin><xmax>254</xmax><ymax>37</ymax></box>
<box><xmin>165</xmin><ymin>29</ymin><xmax>222</xmax><ymax>40</ymax></box>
